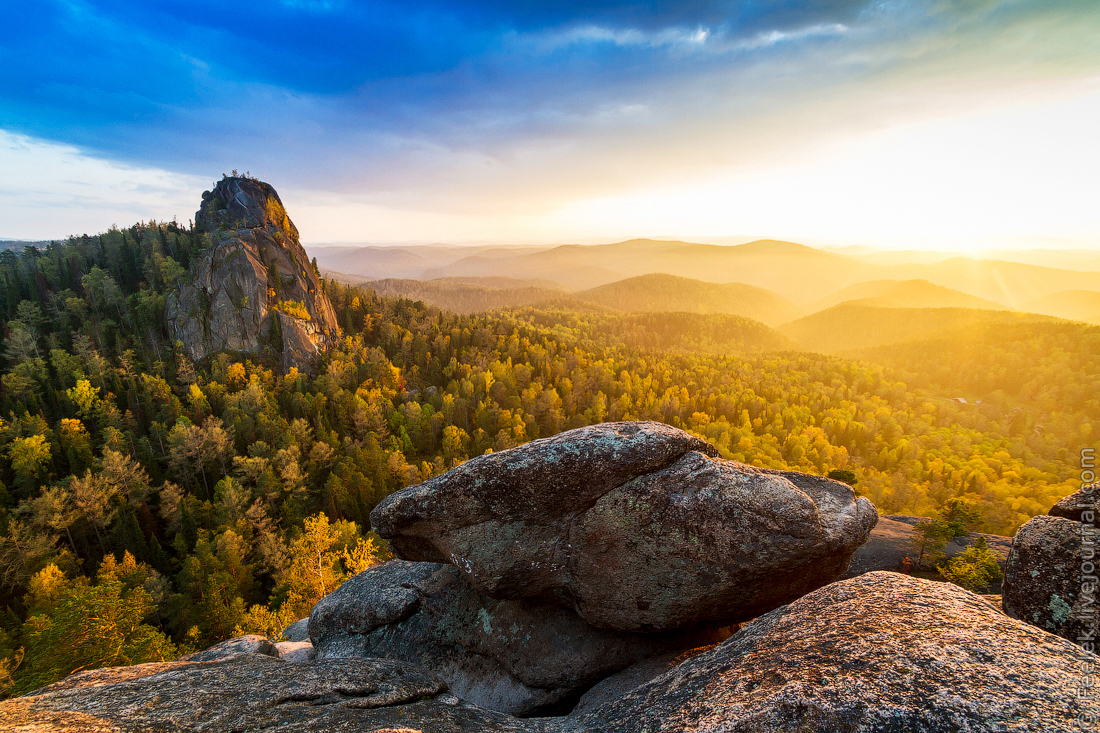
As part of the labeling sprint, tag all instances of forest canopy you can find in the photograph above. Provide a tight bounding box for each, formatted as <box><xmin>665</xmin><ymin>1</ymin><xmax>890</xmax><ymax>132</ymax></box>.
<box><xmin>0</xmin><ymin>222</ymin><xmax>1090</xmax><ymax>695</ymax></box>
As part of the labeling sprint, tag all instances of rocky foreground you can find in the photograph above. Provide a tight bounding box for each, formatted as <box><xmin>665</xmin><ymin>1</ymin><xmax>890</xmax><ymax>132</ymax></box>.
<box><xmin>1</xmin><ymin>573</ymin><xmax>1085</xmax><ymax>732</ymax></box>
<box><xmin>1</xmin><ymin>421</ymin><xmax>1091</xmax><ymax>731</ymax></box>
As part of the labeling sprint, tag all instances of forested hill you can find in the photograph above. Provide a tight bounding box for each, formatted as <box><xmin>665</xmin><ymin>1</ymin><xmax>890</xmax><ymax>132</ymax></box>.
<box><xmin>572</xmin><ymin>273</ymin><xmax>803</xmax><ymax>326</ymax></box>
<box><xmin>779</xmin><ymin>304</ymin><xmax>1058</xmax><ymax>353</ymax></box>
<box><xmin>0</xmin><ymin>218</ymin><xmax>1088</xmax><ymax>696</ymax></box>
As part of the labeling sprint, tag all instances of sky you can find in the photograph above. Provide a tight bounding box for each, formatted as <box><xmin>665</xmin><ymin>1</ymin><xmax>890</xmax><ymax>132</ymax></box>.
<box><xmin>1</xmin><ymin>0</ymin><xmax>1098</xmax><ymax>250</ymax></box>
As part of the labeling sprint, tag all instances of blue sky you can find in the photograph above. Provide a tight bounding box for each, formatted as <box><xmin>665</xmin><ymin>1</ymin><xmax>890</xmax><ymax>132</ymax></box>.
<box><xmin>1</xmin><ymin>0</ymin><xmax>1098</xmax><ymax>248</ymax></box>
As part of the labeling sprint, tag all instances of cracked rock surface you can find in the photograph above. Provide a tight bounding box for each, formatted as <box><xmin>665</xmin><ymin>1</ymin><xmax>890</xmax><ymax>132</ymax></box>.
<box><xmin>574</xmin><ymin>572</ymin><xmax>1089</xmax><ymax>733</ymax></box>
<box><xmin>9</xmin><ymin>574</ymin><xmax>1084</xmax><ymax>732</ymax></box>
<box><xmin>371</xmin><ymin>421</ymin><xmax>878</xmax><ymax>631</ymax></box>
<box><xmin>309</xmin><ymin>559</ymin><xmax>728</xmax><ymax>715</ymax></box>
<box><xmin>0</xmin><ymin>654</ymin><xmax>544</xmax><ymax>732</ymax></box>
<box><xmin>165</xmin><ymin>176</ymin><xmax>338</xmax><ymax>372</ymax></box>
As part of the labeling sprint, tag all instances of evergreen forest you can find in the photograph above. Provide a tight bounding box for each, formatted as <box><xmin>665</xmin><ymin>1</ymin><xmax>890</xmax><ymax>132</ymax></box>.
<box><xmin>0</xmin><ymin>221</ymin><xmax>1093</xmax><ymax>695</ymax></box>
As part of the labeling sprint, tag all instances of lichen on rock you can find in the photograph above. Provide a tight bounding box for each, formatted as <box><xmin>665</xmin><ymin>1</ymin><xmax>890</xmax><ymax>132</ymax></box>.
<box><xmin>165</xmin><ymin>176</ymin><xmax>338</xmax><ymax>372</ymax></box>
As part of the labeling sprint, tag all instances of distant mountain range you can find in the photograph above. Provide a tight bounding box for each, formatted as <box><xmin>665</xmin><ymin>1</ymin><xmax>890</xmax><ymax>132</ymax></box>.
<box><xmin>780</xmin><ymin>305</ymin><xmax>1058</xmax><ymax>354</ymax></box>
<box><xmin>309</xmin><ymin>238</ymin><xmax>1100</xmax><ymax>308</ymax></box>
<box><xmin>311</xmin><ymin>238</ymin><xmax>1100</xmax><ymax>362</ymax></box>
<box><xmin>811</xmin><ymin>280</ymin><xmax>1008</xmax><ymax>312</ymax></box>
<box><xmin>0</xmin><ymin>239</ymin><xmax>56</xmax><ymax>251</ymax></box>
<box><xmin>572</xmin><ymin>273</ymin><xmax>802</xmax><ymax>326</ymax></box>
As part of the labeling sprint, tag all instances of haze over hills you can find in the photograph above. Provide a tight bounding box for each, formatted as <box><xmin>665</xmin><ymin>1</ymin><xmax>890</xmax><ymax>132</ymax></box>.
<box><xmin>348</xmin><ymin>277</ymin><xmax>567</xmax><ymax>314</ymax></box>
<box><xmin>1022</xmin><ymin>290</ymin><xmax>1100</xmax><ymax>324</ymax></box>
<box><xmin>320</xmin><ymin>271</ymin><xmax>802</xmax><ymax>325</ymax></box>
<box><xmin>310</xmin><ymin>238</ymin><xmax>1100</xmax><ymax>308</ymax></box>
<box><xmin>418</xmin><ymin>239</ymin><xmax>851</xmax><ymax>299</ymax></box>
<box><xmin>0</xmin><ymin>239</ymin><xmax>55</xmax><ymax>251</ymax></box>
<box><xmin>573</xmin><ymin>273</ymin><xmax>803</xmax><ymax>326</ymax></box>
<box><xmin>873</xmin><ymin>258</ymin><xmax>1100</xmax><ymax>309</ymax></box>
<box><xmin>309</xmin><ymin>243</ymin><xmax>555</xmax><ymax>281</ymax></box>
<box><xmin>812</xmin><ymin>280</ymin><xmax>1009</xmax><ymax>312</ymax></box>
<box><xmin>824</xmin><ymin>247</ymin><xmax>1100</xmax><ymax>272</ymax></box>
<box><xmin>779</xmin><ymin>305</ymin><xmax>1058</xmax><ymax>354</ymax></box>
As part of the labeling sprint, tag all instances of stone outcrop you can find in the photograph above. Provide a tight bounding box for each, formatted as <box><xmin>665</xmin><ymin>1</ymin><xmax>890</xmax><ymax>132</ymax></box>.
<box><xmin>574</xmin><ymin>572</ymin><xmax>1089</xmax><ymax>732</ymax></box>
<box><xmin>1003</xmin><ymin>515</ymin><xmax>1093</xmax><ymax>642</ymax></box>
<box><xmin>843</xmin><ymin>515</ymin><xmax>1011</xmax><ymax>578</ymax></box>
<box><xmin>177</xmin><ymin>634</ymin><xmax>278</xmax><ymax>662</ymax></box>
<box><xmin>165</xmin><ymin>176</ymin><xmax>338</xmax><ymax>372</ymax></box>
<box><xmin>0</xmin><ymin>654</ymin><xmax>541</xmax><ymax>733</ymax></box>
<box><xmin>371</xmin><ymin>421</ymin><xmax>877</xmax><ymax>631</ymax></box>
<box><xmin>1051</xmin><ymin>486</ymin><xmax>1100</xmax><ymax>525</ymax></box>
<box><xmin>274</xmin><ymin>640</ymin><xmax>315</xmax><ymax>662</ymax></box>
<box><xmin>309</xmin><ymin>559</ymin><xmax>729</xmax><ymax>715</ymax></box>
<box><xmin>282</xmin><ymin>617</ymin><xmax>310</xmax><ymax>642</ymax></box>
<box><xmin>10</xmin><ymin>574</ymin><xmax>1085</xmax><ymax>732</ymax></box>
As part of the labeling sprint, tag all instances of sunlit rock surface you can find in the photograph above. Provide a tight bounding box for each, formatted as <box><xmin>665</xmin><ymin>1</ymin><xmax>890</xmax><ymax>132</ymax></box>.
<box><xmin>574</xmin><ymin>572</ymin><xmax>1088</xmax><ymax>732</ymax></box>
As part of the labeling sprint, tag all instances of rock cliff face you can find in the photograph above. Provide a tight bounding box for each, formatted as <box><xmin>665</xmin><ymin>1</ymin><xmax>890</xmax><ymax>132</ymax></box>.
<box><xmin>165</xmin><ymin>177</ymin><xmax>339</xmax><ymax>371</ymax></box>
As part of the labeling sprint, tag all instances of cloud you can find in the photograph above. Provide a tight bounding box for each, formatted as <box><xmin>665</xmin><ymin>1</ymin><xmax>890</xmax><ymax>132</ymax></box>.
<box><xmin>0</xmin><ymin>130</ymin><xmax>204</xmax><ymax>238</ymax></box>
<box><xmin>1</xmin><ymin>0</ymin><xmax>1098</xmax><ymax>243</ymax></box>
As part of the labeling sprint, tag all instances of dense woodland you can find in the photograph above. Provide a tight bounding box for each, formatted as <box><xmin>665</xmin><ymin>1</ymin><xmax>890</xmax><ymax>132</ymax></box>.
<box><xmin>0</xmin><ymin>221</ymin><xmax>1092</xmax><ymax>695</ymax></box>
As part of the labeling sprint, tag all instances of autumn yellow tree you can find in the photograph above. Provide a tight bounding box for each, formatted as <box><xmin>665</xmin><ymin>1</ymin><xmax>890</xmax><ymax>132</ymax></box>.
<box><xmin>15</xmin><ymin>554</ymin><xmax>176</xmax><ymax>694</ymax></box>
<box><xmin>237</xmin><ymin>513</ymin><xmax>381</xmax><ymax>638</ymax></box>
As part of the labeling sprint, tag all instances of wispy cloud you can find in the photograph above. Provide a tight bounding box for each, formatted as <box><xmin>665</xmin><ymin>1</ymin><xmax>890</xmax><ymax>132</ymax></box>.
<box><xmin>0</xmin><ymin>0</ymin><xmax>1097</xmax><ymax>242</ymax></box>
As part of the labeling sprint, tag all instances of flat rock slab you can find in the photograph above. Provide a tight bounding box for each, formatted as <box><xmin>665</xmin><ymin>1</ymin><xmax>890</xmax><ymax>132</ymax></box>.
<box><xmin>1004</xmin><ymin>515</ymin><xmax>1095</xmax><ymax>643</ymax></box>
<box><xmin>574</xmin><ymin>571</ymin><xmax>1090</xmax><ymax>732</ymax></box>
<box><xmin>883</xmin><ymin>514</ymin><xmax>1013</xmax><ymax>560</ymax></box>
<box><xmin>1</xmin><ymin>654</ymin><xmax>546</xmax><ymax>733</ymax></box>
<box><xmin>371</xmin><ymin>421</ymin><xmax>877</xmax><ymax>631</ymax></box>
<box><xmin>309</xmin><ymin>560</ymin><xmax>728</xmax><ymax>716</ymax></box>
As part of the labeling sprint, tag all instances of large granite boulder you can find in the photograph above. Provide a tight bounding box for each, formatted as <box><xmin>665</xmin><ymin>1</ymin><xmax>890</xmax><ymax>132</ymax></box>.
<box><xmin>1003</xmin><ymin>515</ymin><xmax>1093</xmax><ymax>642</ymax></box>
<box><xmin>0</xmin><ymin>654</ymin><xmax>542</xmax><ymax>732</ymax></box>
<box><xmin>165</xmin><ymin>176</ymin><xmax>339</xmax><ymax>372</ymax></box>
<box><xmin>575</xmin><ymin>572</ymin><xmax>1090</xmax><ymax>732</ymax></box>
<box><xmin>1051</xmin><ymin>485</ymin><xmax>1100</xmax><ymax>525</ymax></box>
<box><xmin>308</xmin><ymin>559</ymin><xmax>728</xmax><ymax>715</ymax></box>
<box><xmin>371</xmin><ymin>421</ymin><xmax>878</xmax><ymax>631</ymax></box>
